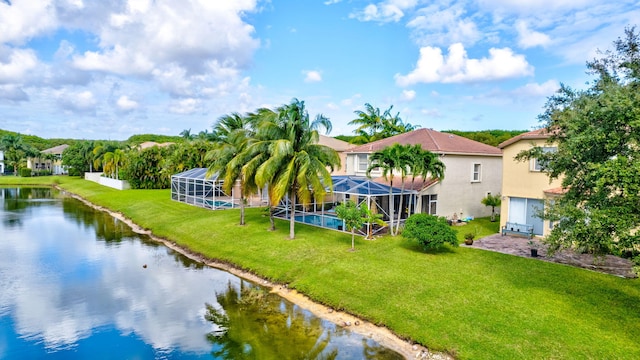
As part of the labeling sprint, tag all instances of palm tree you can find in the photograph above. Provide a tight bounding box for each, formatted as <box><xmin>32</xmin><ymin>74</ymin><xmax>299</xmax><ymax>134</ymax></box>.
<box><xmin>366</xmin><ymin>143</ymin><xmax>411</xmax><ymax>236</ymax></box>
<box><xmin>206</xmin><ymin>112</ymin><xmax>256</xmax><ymax>225</ymax></box>
<box><xmin>481</xmin><ymin>193</ymin><xmax>502</xmax><ymax>222</ymax></box>
<box><xmin>248</xmin><ymin>99</ymin><xmax>340</xmax><ymax>239</ymax></box>
<box><xmin>103</xmin><ymin>149</ymin><xmax>126</xmax><ymax>179</ymax></box>
<box><xmin>407</xmin><ymin>145</ymin><xmax>446</xmax><ymax>217</ymax></box>
<box><xmin>349</xmin><ymin>103</ymin><xmax>388</xmax><ymax>144</ymax></box>
<box><xmin>179</xmin><ymin>128</ymin><xmax>193</xmax><ymax>140</ymax></box>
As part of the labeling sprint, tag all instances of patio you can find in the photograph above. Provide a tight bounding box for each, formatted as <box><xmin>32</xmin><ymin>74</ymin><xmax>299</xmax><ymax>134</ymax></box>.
<box><xmin>466</xmin><ymin>234</ymin><xmax>636</xmax><ymax>278</ymax></box>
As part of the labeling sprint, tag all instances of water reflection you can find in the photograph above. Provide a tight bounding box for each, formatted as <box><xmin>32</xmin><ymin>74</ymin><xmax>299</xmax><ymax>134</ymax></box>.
<box><xmin>0</xmin><ymin>187</ymin><xmax>402</xmax><ymax>359</ymax></box>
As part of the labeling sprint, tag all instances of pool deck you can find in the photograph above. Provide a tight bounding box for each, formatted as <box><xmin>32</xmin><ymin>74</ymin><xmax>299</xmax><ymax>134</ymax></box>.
<box><xmin>465</xmin><ymin>233</ymin><xmax>636</xmax><ymax>278</ymax></box>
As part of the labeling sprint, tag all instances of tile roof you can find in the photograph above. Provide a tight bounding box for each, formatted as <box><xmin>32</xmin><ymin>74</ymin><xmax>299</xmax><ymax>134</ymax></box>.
<box><xmin>373</xmin><ymin>175</ymin><xmax>439</xmax><ymax>191</ymax></box>
<box><xmin>345</xmin><ymin>128</ymin><xmax>501</xmax><ymax>156</ymax></box>
<box><xmin>318</xmin><ymin>135</ymin><xmax>355</xmax><ymax>152</ymax></box>
<box><xmin>41</xmin><ymin>144</ymin><xmax>69</xmax><ymax>154</ymax></box>
<box><xmin>543</xmin><ymin>187</ymin><xmax>567</xmax><ymax>195</ymax></box>
<box><xmin>498</xmin><ymin>128</ymin><xmax>554</xmax><ymax>149</ymax></box>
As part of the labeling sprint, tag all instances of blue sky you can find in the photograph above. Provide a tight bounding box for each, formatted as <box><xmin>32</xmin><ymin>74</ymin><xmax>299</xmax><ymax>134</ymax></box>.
<box><xmin>0</xmin><ymin>0</ymin><xmax>638</xmax><ymax>140</ymax></box>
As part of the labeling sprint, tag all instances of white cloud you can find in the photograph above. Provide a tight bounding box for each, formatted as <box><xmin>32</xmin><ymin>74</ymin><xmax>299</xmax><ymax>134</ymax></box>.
<box><xmin>349</xmin><ymin>0</ymin><xmax>418</xmax><ymax>23</ymax></box>
<box><xmin>395</xmin><ymin>43</ymin><xmax>534</xmax><ymax>85</ymax></box>
<box><xmin>168</xmin><ymin>98</ymin><xmax>200</xmax><ymax>115</ymax></box>
<box><xmin>0</xmin><ymin>46</ymin><xmax>38</xmax><ymax>83</ymax></box>
<box><xmin>303</xmin><ymin>70</ymin><xmax>322</xmax><ymax>83</ymax></box>
<box><xmin>401</xmin><ymin>89</ymin><xmax>416</xmax><ymax>101</ymax></box>
<box><xmin>512</xmin><ymin>79</ymin><xmax>559</xmax><ymax>97</ymax></box>
<box><xmin>116</xmin><ymin>95</ymin><xmax>139</xmax><ymax>111</ymax></box>
<box><xmin>57</xmin><ymin>90</ymin><xmax>98</xmax><ymax>115</ymax></box>
<box><xmin>516</xmin><ymin>21</ymin><xmax>551</xmax><ymax>48</ymax></box>
<box><xmin>0</xmin><ymin>0</ymin><xmax>57</xmax><ymax>44</ymax></box>
<box><xmin>407</xmin><ymin>4</ymin><xmax>481</xmax><ymax>46</ymax></box>
<box><xmin>324</xmin><ymin>0</ymin><xmax>342</xmax><ymax>4</ymax></box>
<box><xmin>0</xmin><ymin>84</ymin><xmax>29</xmax><ymax>102</ymax></box>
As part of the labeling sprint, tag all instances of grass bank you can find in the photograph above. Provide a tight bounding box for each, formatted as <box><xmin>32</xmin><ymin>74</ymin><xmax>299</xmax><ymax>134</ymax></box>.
<box><xmin>3</xmin><ymin>176</ymin><xmax>640</xmax><ymax>359</ymax></box>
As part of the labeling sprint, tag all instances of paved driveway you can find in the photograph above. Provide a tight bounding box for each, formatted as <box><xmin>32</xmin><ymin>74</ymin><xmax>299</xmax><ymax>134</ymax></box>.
<box><xmin>465</xmin><ymin>233</ymin><xmax>636</xmax><ymax>278</ymax></box>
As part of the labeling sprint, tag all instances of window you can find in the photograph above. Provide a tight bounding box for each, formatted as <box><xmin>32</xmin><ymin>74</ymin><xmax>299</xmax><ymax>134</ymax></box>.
<box><xmin>421</xmin><ymin>194</ymin><xmax>438</xmax><ymax>215</ymax></box>
<box><xmin>472</xmin><ymin>163</ymin><xmax>481</xmax><ymax>182</ymax></box>
<box><xmin>531</xmin><ymin>147</ymin><xmax>557</xmax><ymax>171</ymax></box>
<box><xmin>357</xmin><ymin>154</ymin><xmax>369</xmax><ymax>172</ymax></box>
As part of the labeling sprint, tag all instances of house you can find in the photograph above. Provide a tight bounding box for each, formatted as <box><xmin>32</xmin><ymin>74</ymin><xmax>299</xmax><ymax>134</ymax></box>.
<box><xmin>0</xmin><ymin>150</ymin><xmax>4</xmax><ymax>175</ymax></box>
<box><xmin>136</xmin><ymin>141</ymin><xmax>174</xmax><ymax>150</ymax></box>
<box><xmin>317</xmin><ymin>135</ymin><xmax>355</xmax><ymax>175</ymax></box>
<box><xmin>498</xmin><ymin>129</ymin><xmax>563</xmax><ymax>236</ymax></box>
<box><xmin>27</xmin><ymin>144</ymin><xmax>69</xmax><ymax>175</ymax></box>
<box><xmin>344</xmin><ymin>128</ymin><xmax>503</xmax><ymax>220</ymax></box>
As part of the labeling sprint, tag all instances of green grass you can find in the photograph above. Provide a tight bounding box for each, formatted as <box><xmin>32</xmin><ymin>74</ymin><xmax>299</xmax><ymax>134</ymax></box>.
<box><xmin>3</xmin><ymin>176</ymin><xmax>640</xmax><ymax>359</ymax></box>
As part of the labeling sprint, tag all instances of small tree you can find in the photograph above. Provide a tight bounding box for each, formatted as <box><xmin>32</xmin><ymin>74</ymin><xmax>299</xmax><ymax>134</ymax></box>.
<box><xmin>481</xmin><ymin>193</ymin><xmax>501</xmax><ymax>222</ymax></box>
<box><xmin>335</xmin><ymin>200</ymin><xmax>366</xmax><ymax>251</ymax></box>
<box><xmin>403</xmin><ymin>213</ymin><xmax>458</xmax><ymax>251</ymax></box>
<box><xmin>361</xmin><ymin>205</ymin><xmax>386</xmax><ymax>240</ymax></box>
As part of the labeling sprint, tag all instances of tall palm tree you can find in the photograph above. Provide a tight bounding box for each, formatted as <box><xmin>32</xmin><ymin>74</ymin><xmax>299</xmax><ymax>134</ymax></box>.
<box><xmin>406</xmin><ymin>145</ymin><xmax>446</xmax><ymax>217</ymax></box>
<box><xmin>103</xmin><ymin>149</ymin><xmax>126</xmax><ymax>179</ymax></box>
<box><xmin>206</xmin><ymin>112</ymin><xmax>256</xmax><ymax>226</ymax></box>
<box><xmin>349</xmin><ymin>103</ymin><xmax>388</xmax><ymax>144</ymax></box>
<box><xmin>248</xmin><ymin>99</ymin><xmax>340</xmax><ymax>239</ymax></box>
<box><xmin>366</xmin><ymin>143</ymin><xmax>411</xmax><ymax>236</ymax></box>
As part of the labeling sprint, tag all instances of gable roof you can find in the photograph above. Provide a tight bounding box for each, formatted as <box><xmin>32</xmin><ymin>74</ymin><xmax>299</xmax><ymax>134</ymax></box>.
<box><xmin>41</xmin><ymin>144</ymin><xmax>69</xmax><ymax>155</ymax></box>
<box><xmin>318</xmin><ymin>135</ymin><xmax>354</xmax><ymax>152</ymax></box>
<box><xmin>346</xmin><ymin>128</ymin><xmax>501</xmax><ymax>156</ymax></box>
<box><xmin>498</xmin><ymin>128</ymin><xmax>553</xmax><ymax>149</ymax></box>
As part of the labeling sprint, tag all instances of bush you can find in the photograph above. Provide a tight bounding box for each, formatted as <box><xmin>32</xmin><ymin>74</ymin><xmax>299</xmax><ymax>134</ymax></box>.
<box><xmin>403</xmin><ymin>213</ymin><xmax>458</xmax><ymax>250</ymax></box>
<box><xmin>19</xmin><ymin>168</ymin><xmax>32</xmax><ymax>177</ymax></box>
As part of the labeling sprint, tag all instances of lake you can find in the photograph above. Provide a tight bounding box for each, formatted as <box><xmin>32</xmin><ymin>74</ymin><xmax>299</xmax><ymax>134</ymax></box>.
<box><xmin>0</xmin><ymin>187</ymin><xmax>402</xmax><ymax>359</ymax></box>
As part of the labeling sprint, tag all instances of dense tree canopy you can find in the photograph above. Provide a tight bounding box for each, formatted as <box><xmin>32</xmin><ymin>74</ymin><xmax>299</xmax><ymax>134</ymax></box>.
<box><xmin>516</xmin><ymin>27</ymin><xmax>640</xmax><ymax>264</ymax></box>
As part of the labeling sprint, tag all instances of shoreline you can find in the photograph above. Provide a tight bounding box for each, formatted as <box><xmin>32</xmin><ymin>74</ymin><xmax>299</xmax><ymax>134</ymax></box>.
<box><xmin>60</xmin><ymin>187</ymin><xmax>451</xmax><ymax>360</ymax></box>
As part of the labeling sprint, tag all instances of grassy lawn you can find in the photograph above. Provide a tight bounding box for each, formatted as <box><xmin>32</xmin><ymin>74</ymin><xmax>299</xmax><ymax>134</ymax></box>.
<box><xmin>3</xmin><ymin>176</ymin><xmax>640</xmax><ymax>359</ymax></box>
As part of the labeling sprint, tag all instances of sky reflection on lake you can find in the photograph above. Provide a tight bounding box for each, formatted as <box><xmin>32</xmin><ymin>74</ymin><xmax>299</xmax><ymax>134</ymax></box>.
<box><xmin>0</xmin><ymin>188</ymin><xmax>401</xmax><ymax>359</ymax></box>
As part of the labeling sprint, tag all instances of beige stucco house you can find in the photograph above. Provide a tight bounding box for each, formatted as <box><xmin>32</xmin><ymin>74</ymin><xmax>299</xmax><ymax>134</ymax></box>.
<box><xmin>344</xmin><ymin>128</ymin><xmax>503</xmax><ymax>220</ymax></box>
<box><xmin>498</xmin><ymin>129</ymin><xmax>563</xmax><ymax>236</ymax></box>
<box><xmin>318</xmin><ymin>135</ymin><xmax>355</xmax><ymax>175</ymax></box>
<box><xmin>27</xmin><ymin>144</ymin><xmax>69</xmax><ymax>175</ymax></box>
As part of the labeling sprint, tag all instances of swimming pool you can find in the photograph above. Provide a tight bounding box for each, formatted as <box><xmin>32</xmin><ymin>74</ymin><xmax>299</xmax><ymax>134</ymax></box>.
<box><xmin>294</xmin><ymin>214</ymin><xmax>344</xmax><ymax>230</ymax></box>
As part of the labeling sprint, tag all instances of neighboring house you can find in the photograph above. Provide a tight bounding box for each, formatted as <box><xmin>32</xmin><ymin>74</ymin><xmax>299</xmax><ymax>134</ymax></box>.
<box><xmin>0</xmin><ymin>150</ymin><xmax>4</xmax><ymax>175</ymax></box>
<box><xmin>136</xmin><ymin>141</ymin><xmax>174</xmax><ymax>150</ymax></box>
<box><xmin>27</xmin><ymin>144</ymin><xmax>70</xmax><ymax>175</ymax></box>
<box><xmin>498</xmin><ymin>129</ymin><xmax>563</xmax><ymax>236</ymax></box>
<box><xmin>344</xmin><ymin>128</ymin><xmax>503</xmax><ymax>219</ymax></box>
<box><xmin>317</xmin><ymin>135</ymin><xmax>355</xmax><ymax>175</ymax></box>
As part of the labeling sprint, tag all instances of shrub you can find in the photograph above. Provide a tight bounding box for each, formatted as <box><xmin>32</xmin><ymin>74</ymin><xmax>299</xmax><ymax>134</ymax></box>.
<box><xmin>403</xmin><ymin>213</ymin><xmax>458</xmax><ymax>250</ymax></box>
<box><xmin>19</xmin><ymin>168</ymin><xmax>32</xmax><ymax>177</ymax></box>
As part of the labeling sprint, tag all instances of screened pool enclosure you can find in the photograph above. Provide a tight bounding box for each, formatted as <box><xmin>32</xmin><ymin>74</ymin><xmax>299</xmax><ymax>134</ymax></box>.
<box><xmin>273</xmin><ymin>176</ymin><xmax>418</xmax><ymax>236</ymax></box>
<box><xmin>170</xmin><ymin>168</ymin><xmax>267</xmax><ymax>210</ymax></box>
<box><xmin>171</xmin><ymin>169</ymin><xmax>418</xmax><ymax>236</ymax></box>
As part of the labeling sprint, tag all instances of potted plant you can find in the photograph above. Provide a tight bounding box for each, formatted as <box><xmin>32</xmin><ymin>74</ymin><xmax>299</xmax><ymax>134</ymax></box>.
<box><xmin>464</xmin><ymin>232</ymin><xmax>475</xmax><ymax>245</ymax></box>
<box><xmin>527</xmin><ymin>240</ymin><xmax>539</xmax><ymax>257</ymax></box>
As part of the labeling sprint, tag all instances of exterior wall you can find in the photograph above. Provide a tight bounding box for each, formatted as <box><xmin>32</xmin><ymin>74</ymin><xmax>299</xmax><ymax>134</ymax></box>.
<box><xmin>344</xmin><ymin>153</ymin><xmax>383</xmax><ymax>177</ymax></box>
<box><xmin>418</xmin><ymin>155</ymin><xmax>502</xmax><ymax>219</ymax></box>
<box><xmin>0</xmin><ymin>150</ymin><xmax>4</xmax><ymax>174</ymax></box>
<box><xmin>85</xmin><ymin>172</ymin><xmax>103</xmax><ymax>183</ymax></box>
<box><xmin>99</xmin><ymin>176</ymin><xmax>131</xmax><ymax>190</ymax></box>
<box><xmin>500</xmin><ymin>139</ymin><xmax>563</xmax><ymax>236</ymax></box>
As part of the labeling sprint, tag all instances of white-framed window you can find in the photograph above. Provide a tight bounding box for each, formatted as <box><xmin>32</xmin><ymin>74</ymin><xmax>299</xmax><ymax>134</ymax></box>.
<box><xmin>421</xmin><ymin>194</ymin><xmax>438</xmax><ymax>215</ymax></box>
<box><xmin>357</xmin><ymin>154</ymin><xmax>369</xmax><ymax>172</ymax></box>
<box><xmin>531</xmin><ymin>147</ymin><xmax>557</xmax><ymax>171</ymax></box>
<box><xmin>471</xmin><ymin>163</ymin><xmax>481</xmax><ymax>182</ymax></box>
